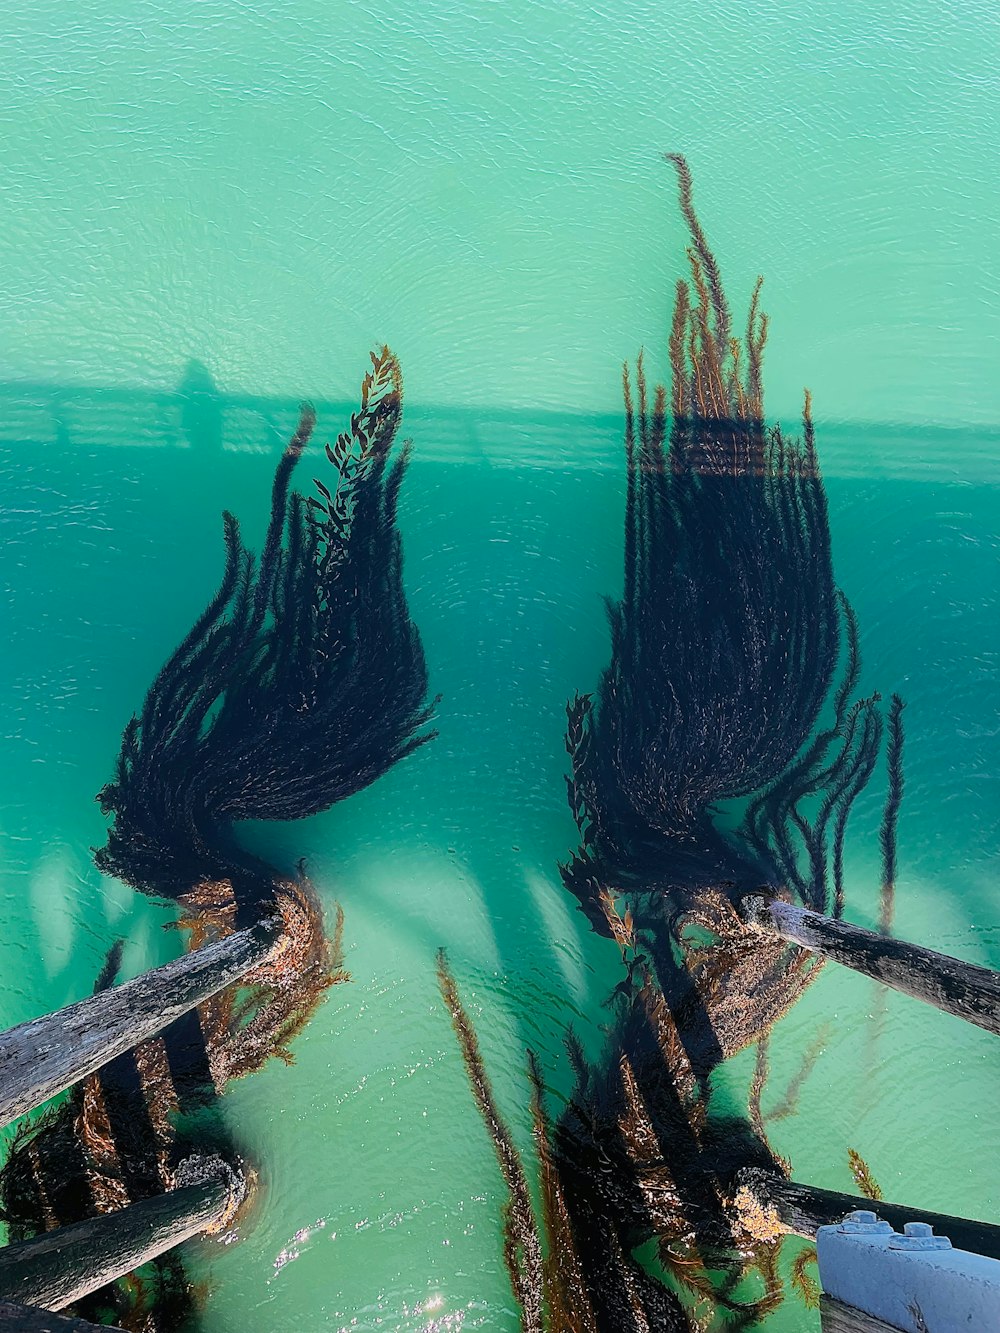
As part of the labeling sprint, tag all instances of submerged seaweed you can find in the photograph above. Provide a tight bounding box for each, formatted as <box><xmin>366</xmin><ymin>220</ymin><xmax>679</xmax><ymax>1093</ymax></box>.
<box><xmin>96</xmin><ymin>347</ymin><xmax>435</xmax><ymax>912</ymax></box>
<box><xmin>0</xmin><ymin>349</ymin><xmax>434</xmax><ymax>1328</ymax></box>
<box><xmin>543</xmin><ymin>158</ymin><xmax>908</xmax><ymax>1327</ymax></box>
<box><xmin>847</xmin><ymin>1149</ymin><xmax>883</xmax><ymax>1202</ymax></box>
<box><xmin>432</xmin><ymin>155</ymin><xmax>897</xmax><ymax>1329</ymax></box>
<box><xmin>437</xmin><ymin>952</ymin><xmax>682</xmax><ymax>1332</ymax></box>
<box><xmin>878</xmin><ymin>694</ymin><xmax>906</xmax><ymax>934</ymax></box>
<box><xmin>437</xmin><ymin>951</ymin><xmax>545</xmax><ymax>1332</ymax></box>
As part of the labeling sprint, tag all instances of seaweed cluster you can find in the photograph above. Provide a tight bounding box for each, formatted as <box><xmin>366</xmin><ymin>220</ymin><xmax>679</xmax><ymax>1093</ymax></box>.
<box><xmin>0</xmin><ymin>349</ymin><xmax>433</xmax><ymax>1329</ymax></box>
<box><xmin>96</xmin><ymin>348</ymin><xmax>434</xmax><ymax>912</ymax></box>
<box><xmin>441</xmin><ymin>160</ymin><xmax>906</xmax><ymax>1330</ymax></box>
<box><xmin>436</xmin><ymin>953</ymin><xmax>607</xmax><ymax>1333</ymax></box>
<box><xmin>0</xmin><ymin>168</ymin><xmax>917</xmax><ymax>1330</ymax></box>
<box><xmin>551</xmin><ymin>159</ymin><xmax>906</xmax><ymax>1327</ymax></box>
<box><xmin>562</xmin><ymin>156</ymin><xmax>896</xmax><ymax>922</ymax></box>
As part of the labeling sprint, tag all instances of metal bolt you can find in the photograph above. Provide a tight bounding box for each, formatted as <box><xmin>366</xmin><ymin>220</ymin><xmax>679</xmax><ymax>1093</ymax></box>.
<box><xmin>889</xmin><ymin>1221</ymin><xmax>952</xmax><ymax>1251</ymax></box>
<box><xmin>838</xmin><ymin>1210</ymin><xmax>894</xmax><ymax>1235</ymax></box>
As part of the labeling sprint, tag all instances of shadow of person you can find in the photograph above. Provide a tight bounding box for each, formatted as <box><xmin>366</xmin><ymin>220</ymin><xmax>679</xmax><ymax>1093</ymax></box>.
<box><xmin>178</xmin><ymin>358</ymin><xmax>223</xmax><ymax>453</ymax></box>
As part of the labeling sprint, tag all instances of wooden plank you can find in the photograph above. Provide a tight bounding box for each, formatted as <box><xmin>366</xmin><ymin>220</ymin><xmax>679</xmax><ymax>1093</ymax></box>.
<box><xmin>0</xmin><ymin>1173</ymin><xmax>230</xmax><ymax>1311</ymax></box>
<box><xmin>737</xmin><ymin>1168</ymin><xmax>1000</xmax><ymax>1261</ymax></box>
<box><xmin>740</xmin><ymin>894</ymin><xmax>1000</xmax><ymax>1036</ymax></box>
<box><xmin>819</xmin><ymin>1295</ymin><xmax>907</xmax><ymax>1332</ymax></box>
<box><xmin>0</xmin><ymin>1301</ymin><xmax>125</xmax><ymax>1332</ymax></box>
<box><xmin>0</xmin><ymin>916</ymin><xmax>280</xmax><ymax>1128</ymax></box>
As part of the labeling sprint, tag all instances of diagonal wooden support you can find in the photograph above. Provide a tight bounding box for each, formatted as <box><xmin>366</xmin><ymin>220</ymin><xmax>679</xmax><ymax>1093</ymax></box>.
<box><xmin>818</xmin><ymin>1295</ymin><xmax>903</xmax><ymax>1332</ymax></box>
<box><xmin>0</xmin><ymin>1300</ymin><xmax>126</xmax><ymax>1331</ymax></box>
<box><xmin>735</xmin><ymin>1168</ymin><xmax>1000</xmax><ymax>1261</ymax></box>
<box><xmin>0</xmin><ymin>1159</ymin><xmax>238</xmax><ymax>1311</ymax></box>
<box><xmin>740</xmin><ymin>894</ymin><xmax>1000</xmax><ymax>1037</ymax></box>
<box><xmin>0</xmin><ymin>916</ymin><xmax>281</xmax><ymax>1129</ymax></box>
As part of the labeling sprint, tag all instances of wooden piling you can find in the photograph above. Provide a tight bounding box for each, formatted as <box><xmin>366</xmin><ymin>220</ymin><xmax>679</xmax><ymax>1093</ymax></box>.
<box><xmin>818</xmin><ymin>1295</ymin><xmax>904</xmax><ymax>1332</ymax></box>
<box><xmin>736</xmin><ymin>1168</ymin><xmax>1000</xmax><ymax>1261</ymax></box>
<box><xmin>0</xmin><ymin>1301</ymin><xmax>126</xmax><ymax>1332</ymax></box>
<box><xmin>740</xmin><ymin>894</ymin><xmax>1000</xmax><ymax>1037</ymax></box>
<box><xmin>0</xmin><ymin>916</ymin><xmax>281</xmax><ymax>1128</ymax></box>
<box><xmin>0</xmin><ymin>1165</ymin><xmax>234</xmax><ymax>1311</ymax></box>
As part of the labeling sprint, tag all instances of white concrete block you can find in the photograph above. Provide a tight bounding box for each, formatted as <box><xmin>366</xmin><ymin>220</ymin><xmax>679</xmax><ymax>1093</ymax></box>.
<box><xmin>818</xmin><ymin>1213</ymin><xmax>1000</xmax><ymax>1332</ymax></box>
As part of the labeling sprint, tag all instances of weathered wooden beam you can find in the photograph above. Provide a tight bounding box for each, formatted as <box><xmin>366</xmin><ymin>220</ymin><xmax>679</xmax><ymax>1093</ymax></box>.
<box><xmin>0</xmin><ymin>917</ymin><xmax>280</xmax><ymax>1128</ymax></box>
<box><xmin>736</xmin><ymin>1168</ymin><xmax>1000</xmax><ymax>1261</ymax></box>
<box><xmin>740</xmin><ymin>894</ymin><xmax>1000</xmax><ymax>1037</ymax></box>
<box><xmin>819</xmin><ymin>1295</ymin><xmax>904</xmax><ymax>1333</ymax></box>
<box><xmin>0</xmin><ymin>1300</ymin><xmax>125</xmax><ymax>1332</ymax></box>
<box><xmin>0</xmin><ymin>1162</ymin><xmax>236</xmax><ymax>1311</ymax></box>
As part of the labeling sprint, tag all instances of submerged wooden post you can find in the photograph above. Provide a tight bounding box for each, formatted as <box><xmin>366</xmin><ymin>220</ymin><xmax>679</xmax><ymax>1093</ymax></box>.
<box><xmin>0</xmin><ymin>916</ymin><xmax>281</xmax><ymax>1128</ymax></box>
<box><xmin>0</xmin><ymin>1159</ymin><xmax>239</xmax><ymax>1311</ymax></box>
<box><xmin>740</xmin><ymin>894</ymin><xmax>1000</xmax><ymax>1037</ymax></box>
<box><xmin>735</xmin><ymin>1168</ymin><xmax>1000</xmax><ymax>1262</ymax></box>
<box><xmin>818</xmin><ymin>1295</ymin><xmax>904</xmax><ymax>1332</ymax></box>
<box><xmin>0</xmin><ymin>1301</ymin><xmax>126</xmax><ymax>1331</ymax></box>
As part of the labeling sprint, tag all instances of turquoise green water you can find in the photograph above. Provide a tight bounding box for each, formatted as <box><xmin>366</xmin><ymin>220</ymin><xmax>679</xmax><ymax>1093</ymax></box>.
<box><xmin>1</xmin><ymin>3</ymin><xmax>999</xmax><ymax>1330</ymax></box>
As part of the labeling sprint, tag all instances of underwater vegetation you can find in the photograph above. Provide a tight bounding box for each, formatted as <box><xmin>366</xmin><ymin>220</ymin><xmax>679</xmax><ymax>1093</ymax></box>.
<box><xmin>437</xmin><ymin>951</ymin><xmax>611</xmax><ymax>1333</ymax></box>
<box><xmin>563</xmin><ymin>153</ymin><xmax>902</xmax><ymax>926</ymax></box>
<box><xmin>553</xmin><ymin>155</ymin><xmax>908</xmax><ymax>1329</ymax></box>
<box><xmin>554</xmin><ymin>156</ymin><xmax>908</xmax><ymax>1326</ymax></box>
<box><xmin>439</xmin><ymin>158</ymin><xmax>907</xmax><ymax>1331</ymax></box>
<box><xmin>95</xmin><ymin>347</ymin><xmax>434</xmax><ymax>911</ymax></box>
<box><xmin>0</xmin><ymin>348</ymin><xmax>434</xmax><ymax>1330</ymax></box>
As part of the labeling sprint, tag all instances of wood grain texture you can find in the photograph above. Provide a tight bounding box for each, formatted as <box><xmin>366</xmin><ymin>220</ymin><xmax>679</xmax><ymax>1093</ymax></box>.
<box><xmin>819</xmin><ymin>1294</ymin><xmax>908</xmax><ymax>1332</ymax></box>
<box><xmin>741</xmin><ymin>894</ymin><xmax>1000</xmax><ymax>1036</ymax></box>
<box><xmin>0</xmin><ymin>1301</ymin><xmax>125</xmax><ymax>1331</ymax></box>
<box><xmin>738</xmin><ymin>1169</ymin><xmax>1000</xmax><ymax>1261</ymax></box>
<box><xmin>0</xmin><ymin>1177</ymin><xmax>228</xmax><ymax>1310</ymax></box>
<box><xmin>0</xmin><ymin>915</ymin><xmax>280</xmax><ymax>1127</ymax></box>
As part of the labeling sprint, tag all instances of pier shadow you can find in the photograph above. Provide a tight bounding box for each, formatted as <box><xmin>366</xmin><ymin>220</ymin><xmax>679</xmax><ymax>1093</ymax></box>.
<box><xmin>1</xmin><ymin>378</ymin><xmax>1000</xmax><ymax>1325</ymax></box>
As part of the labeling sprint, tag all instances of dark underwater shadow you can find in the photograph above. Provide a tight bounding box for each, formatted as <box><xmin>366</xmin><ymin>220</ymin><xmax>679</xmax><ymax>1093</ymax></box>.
<box><xmin>0</xmin><ymin>350</ymin><xmax>435</xmax><ymax>1330</ymax></box>
<box><xmin>1</xmin><ymin>363</ymin><xmax>1000</xmax><ymax>1327</ymax></box>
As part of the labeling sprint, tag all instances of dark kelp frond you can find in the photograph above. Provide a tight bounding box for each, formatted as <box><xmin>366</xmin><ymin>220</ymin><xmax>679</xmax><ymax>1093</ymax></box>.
<box><xmin>764</xmin><ymin>1025</ymin><xmax>829</xmax><ymax>1124</ymax></box>
<box><xmin>527</xmin><ymin>1051</ymin><xmax>599</xmax><ymax>1332</ymax></box>
<box><xmin>93</xmin><ymin>938</ymin><xmax>126</xmax><ymax>994</ymax></box>
<box><xmin>790</xmin><ymin>1245</ymin><xmax>820</xmax><ymax>1310</ymax></box>
<box><xmin>747</xmin><ymin>1036</ymin><xmax>769</xmax><ymax>1146</ymax></box>
<box><xmin>437</xmin><ymin>953</ymin><xmax>692</xmax><ymax>1331</ymax></box>
<box><xmin>5</xmin><ymin>349</ymin><xmax>432</xmax><ymax>1331</ymax></box>
<box><xmin>553</xmin><ymin>156</ymin><xmax>908</xmax><ymax>1328</ymax></box>
<box><xmin>96</xmin><ymin>347</ymin><xmax>435</xmax><ymax>904</ymax></box>
<box><xmin>847</xmin><ymin>1148</ymin><xmax>883</xmax><ymax>1202</ymax></box>
<box><xmin>879</xmin><ymin>694</ymin><xmax>906</xmax><ymax>934</ymax></box>
<box><xmin>436</xmin><ymin>951</ymin><xmax>544</xmax><ymax>1333</ymax></box>
<box><xmin>663</xmin><ymin>154</ymin><xmax>731</xmax><ymax>363</ymax></box>
<box><xmin>563</xmin><ymin>164</ymin><xmax>843</xmax><ymax>902</ymax></box>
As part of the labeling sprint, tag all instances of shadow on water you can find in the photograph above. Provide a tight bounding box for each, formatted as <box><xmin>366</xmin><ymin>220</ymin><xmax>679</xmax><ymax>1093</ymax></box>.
<box><xmin>0</xmin><ymin>351</ymin><xmax>434</xmax><ymax>1330</ymax></box>
<box><xmin>178</xmin><ymin>361</ymin><xmax>224</xmax><ymax>456</ymax></box>
<box><xmin>3</xmin><ymin>369</ymin><xmax>1000</xmax><ymax>473</ymax></box>
<box><xmin>0</xmin><ymin>364</ymin><xmax>999</xmax><ymax>1328</ymax></box>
